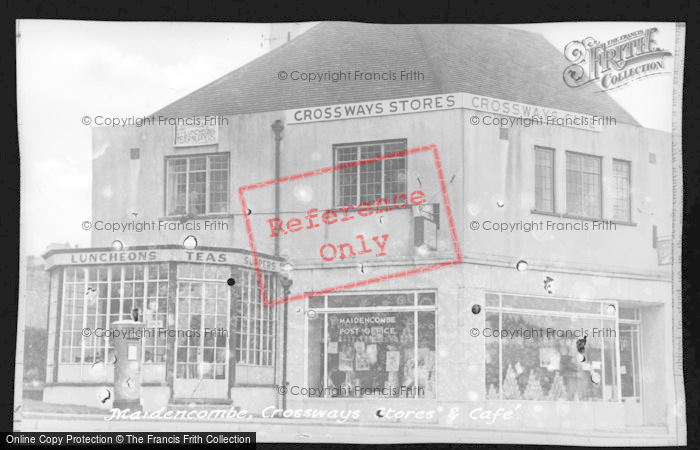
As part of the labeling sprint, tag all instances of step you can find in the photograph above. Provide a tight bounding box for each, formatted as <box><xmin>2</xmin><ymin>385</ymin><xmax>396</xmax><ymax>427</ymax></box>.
<box><xmin>167</xmin><ymin>398</ymin><xmax>236</xmax><ymax>411</ymax></box>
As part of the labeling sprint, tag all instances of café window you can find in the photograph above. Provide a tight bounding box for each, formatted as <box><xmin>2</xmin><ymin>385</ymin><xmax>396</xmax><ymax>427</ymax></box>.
<box><xmin>612</xmin><ymin>159</ymin><xmax>631</xmax><ymax>222</ymax></box>
<box><xmin>534</xmin><ymin>146</ymin><xmax>555</xmax><ymax>213</ymax></box>
<box><xmin>166</xmin><ymin>153</ymin><xmax>229</xmax><ymax>216</ymax></box>
<box><xmin>566</xmin><ymin>152</ymin><xmax>602</xmax><ymax>218</ymax></box>
<box><xmin>334</xmin><ymin>140</ymin><xmax>407</xmax><ymax>207</ymax></box>
<box><xmin>60</xmin><ymin>265</ymin><xmax>169</xmax><ymax>364</ymax></box>
<box><xmin>484</xmin><ymin>292</ymin><xmax>619</xmax><ymax>402</ymax></box>
<box><xmin>307</xmin><ymin>292</ymin><xmax>436</xmax><ymax>399</ymax></box>
<box><xmin>235</xmin><ymin>269</ymin><xmax>277</xmax><ymax>366</ymax></box>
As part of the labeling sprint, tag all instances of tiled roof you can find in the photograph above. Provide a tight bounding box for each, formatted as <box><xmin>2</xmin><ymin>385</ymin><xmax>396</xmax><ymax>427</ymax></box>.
<box><xmin>154</xmin><ymin>22</ymin><xmax>640</xmax><ymax>126</ymax></box>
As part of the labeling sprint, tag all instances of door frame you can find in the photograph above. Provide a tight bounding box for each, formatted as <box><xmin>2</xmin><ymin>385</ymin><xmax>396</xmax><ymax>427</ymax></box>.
<box><xmin>619</xmin><ymin>315</ymin><xmax>644</xmax><ymax>425</ymax></box>
<box><xmin>173</xmin><ymin>279</ymin><xmax>231</xmax><ymax>399</ymax></box>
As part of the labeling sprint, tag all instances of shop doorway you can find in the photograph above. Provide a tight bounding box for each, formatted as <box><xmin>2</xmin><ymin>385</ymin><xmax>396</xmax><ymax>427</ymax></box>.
<box><xmin>620</xmin><ymin>313</ymin><xmax>644</xmax><ymax>426</ymax></box>
<box><xmin>173</xmin><ymin>281</ymin><xmax>230</xmax><ymax>399</ymax></box>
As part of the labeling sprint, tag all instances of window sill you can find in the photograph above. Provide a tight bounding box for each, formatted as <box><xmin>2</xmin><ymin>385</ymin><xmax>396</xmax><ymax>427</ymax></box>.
<box><xmin>530</xmin><ymin>210</ymin><xmax>560</xmax><ymax>218</ymax></box>
<box><xmin>562</xmin><ymin>213</ymin><xmax>605</xmax><ymax>222</ymax></box>
<box><xmin>160</xmin><ymin>213</ymin><xmax>234</xmax><ymax>221</ymax></box>
<box><xmin>609</xmin><ymin>219</ymin><xmax>637</xmax><ymax>227</ymax></box>
<box><xmin>530</xmin><ymin>210</ymin><xmax>637</xmax><ymax>226</ymax></box>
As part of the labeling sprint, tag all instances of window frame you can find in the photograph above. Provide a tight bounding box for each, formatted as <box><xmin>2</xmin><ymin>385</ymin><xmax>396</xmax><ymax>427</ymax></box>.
<box><xmin>534</xmin><ymin>146</ymin><xmax>556</xmax><ymax>213</ymax></box>
<box><xmin>618</xmin><ymin>309</ymin><xmax>643</xmax><ymax>402</ymax></box>
<box><xmin>235</xmin><ymin>269</ymin><xmax>277</xmax><ymax>367</ymax></box>
<box><xmin>332</xmin><ymin>139</ymin><xmax>408</xmax><ymax>208</ymax></box>
<box><xmin>484</xmin><ymin>291</ymin><xmax>622</xmax><ymax>403</ymax></box>
<box><xmin>612</xmin><ymin>159</ymin><xmax>632</xmax><ymax>222</ymax></box>
<box><xmin>306</xmin><ymin>290</ymin><xmax>437</xmax><ymax>399</ymax></box>
<box><xmin>58</xmin><ymin>265</ymin><xmax>170</xmax><ymax>366</ymax></box>
<box><xmin>164</xmin><ymin>152</ymin><xmax>231</xmax><ymax>217</ymax></box>
<box><xmin>565</xmin><ymin>151</ymin><xmax>603</xmax><ymax>219</ymax></box>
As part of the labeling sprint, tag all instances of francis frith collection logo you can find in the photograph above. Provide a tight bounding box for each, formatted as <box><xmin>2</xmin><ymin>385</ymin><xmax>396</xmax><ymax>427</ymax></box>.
<box><xmin>563</xmin><ymin>27</ymin><xmax>672</xmax><ymax>91</ymax></box>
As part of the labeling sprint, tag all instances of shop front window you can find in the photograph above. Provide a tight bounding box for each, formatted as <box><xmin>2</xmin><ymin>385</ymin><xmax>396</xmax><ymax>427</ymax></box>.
<box><xmin>485</xmin><ymin>293</ymin><xmax>619</xmax><ymax>402</ymax></box>
<box><xmin>307</xmin><ymin>292</ymin><xmax>436</xmax><ymax>399</ymax></box>
<box><xmin>175</xmin><ymin>264</ymin><xmax>233</xmax><ymax>380</ymax></box>
<box><xmin>60</xmin><ymin>264</ymin><xmax>169</xmax><ymax>364</ymax></box>
<box><xmin>234</xmin><ymin>269</ymin><xmax>277</xmax><ymax>366</ymax></box>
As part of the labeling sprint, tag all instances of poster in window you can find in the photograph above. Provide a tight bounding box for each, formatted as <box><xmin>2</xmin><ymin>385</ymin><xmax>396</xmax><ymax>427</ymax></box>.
<box><xmin>366</xmin><ymin>344</ymin><xmax>378</xmax><ymax>365</ymax></box>
<box><xmin>355</xmin><ymin>353</ymin><xmax>370</xmax><ymax>371</ymax></box>
<box><xmin>328</xmin><ymin>341</ymin><xmax>338</xmax><ymax>354</ymax></box>
<box><xmin>339</xmin><ymin>345</ymin><xmax>354</xmax><ymax>372</ymax></box>
<box><xmin>539</xmin><ymin>347</ymin><xmax>561</xmax><ymax>371</ymax></box>
<box><xmin>386</xmin><ymin>351</ymin><xmax>400</xmax><ymax>372</ymax></box>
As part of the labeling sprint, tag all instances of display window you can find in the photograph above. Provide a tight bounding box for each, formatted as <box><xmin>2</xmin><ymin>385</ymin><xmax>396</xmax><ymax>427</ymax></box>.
<box><xmin>484</xmin><ymin>292</ymin><xmax>620</xmax><ymax>402</ymax></box>
<box><xmin>60</xmin><ymin>264</ymin><xmax>169</xmax><ymax>364</ymax></box>
<box><xmin>307</xmin><ymin>292</ymin><xmax>436</xmax><ymax>399</ymax></box>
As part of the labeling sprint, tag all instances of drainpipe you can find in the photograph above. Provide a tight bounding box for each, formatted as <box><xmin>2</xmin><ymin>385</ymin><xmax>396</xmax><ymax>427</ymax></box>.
<box><xmin>271</xmin><ymin>120</ymin><xmax>288</xmax><ymax>411</ymax></box>
<box><xmin>272</xmin><ymin>120</ymin><xmax>284</xmax><ymax>255</ymax></box>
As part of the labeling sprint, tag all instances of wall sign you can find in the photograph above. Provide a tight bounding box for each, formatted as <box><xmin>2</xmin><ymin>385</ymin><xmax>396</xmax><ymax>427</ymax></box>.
<box><xmin>657</xmin><ymin>237</ymin><xmax>672</xmax><ymax>265</ymax></box>
<box><xmin>174</xmin><ymin>120</ymin><xmax>218</xmax><ymax>147</ymax></box>
<box><xmin>414</xmin><ymin>216</ymin><xmax>438</xmax><ymax>250</ymax></box>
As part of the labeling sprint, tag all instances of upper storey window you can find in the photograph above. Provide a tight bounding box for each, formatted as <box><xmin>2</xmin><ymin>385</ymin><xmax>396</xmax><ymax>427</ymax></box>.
<box><xmin>166</xmin><ymin>154</ymin><xmax>229</xmax><ymax>216</ymax></box>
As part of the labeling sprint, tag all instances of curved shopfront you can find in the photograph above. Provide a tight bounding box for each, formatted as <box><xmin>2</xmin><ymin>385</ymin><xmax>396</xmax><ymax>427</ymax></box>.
<box><xmin>42</xmin><ymin>246</ymin><xmax>281</xmax><ymax>409</ymax></box>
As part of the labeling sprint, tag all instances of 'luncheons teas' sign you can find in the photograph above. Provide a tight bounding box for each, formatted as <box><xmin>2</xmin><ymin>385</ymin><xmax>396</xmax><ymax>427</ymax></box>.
<box><xmin>286</xmin><ymin>92</ymin><xmax>602</xmax><ymax>131</ymax></box>
<box><xmin>43</xmin><ymin>248</ymin><xmax>279</xmax><ymax>272</ymax></box>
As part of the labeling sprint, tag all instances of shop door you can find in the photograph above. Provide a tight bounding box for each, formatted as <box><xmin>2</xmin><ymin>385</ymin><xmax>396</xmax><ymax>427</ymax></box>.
<box><xmin>174</xmin><ymin>281</ymin><xmax>230</xmax><ymax>399</ymax></box>
<box><xmin>620</xmin><ymin>323</ymin><xmax>644</xmax><ymax>426</ymax></box>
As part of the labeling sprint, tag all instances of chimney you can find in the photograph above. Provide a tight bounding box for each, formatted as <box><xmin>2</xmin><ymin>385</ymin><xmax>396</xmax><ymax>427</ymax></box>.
<box><xmin>269</xmin><ymin>23</ymin><xmax>301</xmax><ymax>51</ymax></box>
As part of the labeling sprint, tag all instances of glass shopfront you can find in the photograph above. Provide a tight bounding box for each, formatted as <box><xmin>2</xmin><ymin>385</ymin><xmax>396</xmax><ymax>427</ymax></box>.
<box><xmin>307</xmin><ymin>292</ymin><xmax>436</xmax><ymax>399</ymax></box>
<box><xmin>60</xmin><ymin>264</ymin><xmax>170</xmax><ymax>366</ymax></box>
<box><xmin>55</xmin><ymin>262</ymin><xmax>277</xmax><ymax>393</ymax></box>
<box><xmin>484</xmin><ymin>292</ymin><xmax>620</xmax><ymax>402</ymax></box>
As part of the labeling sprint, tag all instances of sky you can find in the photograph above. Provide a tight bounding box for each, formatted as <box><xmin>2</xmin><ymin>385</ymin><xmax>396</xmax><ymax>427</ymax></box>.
<box><xmin>17</xmin><ymin>21</ymin><xmax>680</xmax><ymax>257</ymax></box>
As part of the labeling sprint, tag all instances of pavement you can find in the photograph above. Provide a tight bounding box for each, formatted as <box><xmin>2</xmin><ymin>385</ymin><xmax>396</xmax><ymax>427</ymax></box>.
<box><xmin>17</xmin><ymin>413</ymin><xmax>680</xmax><ymax>446</ymax></box>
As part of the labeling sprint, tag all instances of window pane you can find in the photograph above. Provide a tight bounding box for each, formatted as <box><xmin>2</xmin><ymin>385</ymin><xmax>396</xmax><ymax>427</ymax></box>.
<box><xmin>416</xmin><ymin>311</ymin><xmax>436</xmax><ymax>398</ymax></box>
<box><xmin>567</xmin><ymin>154</ymin><xmax>601</xmax><ymax>218</ymax></box>
<box><xmin>327</xmin><ymin>293</ymin><xmax>416</xmax><ymax>308</ymax></box>
<box><xmin>612</xmin><ymin>160</ymin><xmax>631</xmax><ymax>221</ymax></box>
<box><xmin>535</xmin><ymin>147</ymin><xmax>554</xmax><ymax>212</ymax></box>
<box><xmin>485</xmin><ymin>312</ymin><xmax>501</xmax><ymax>399</ymax></box>
<box><xmin>209</xmin><ymin>154</ymin><xmax>229</xmax><ymax>213</ymax></box>
<box><xmin>336</xmin><ymin>146</ymin><xmax>358</xmax><ymax>206</ymax></box>
<box><xmin>383</xmin><ymin>142</ymin><xmax>407</xmax><ymax>202</ymax></box>
<box><xmin>619</xmin><ymin>323</ymin><xmax>641</xmax><ymax>398</ymax></box>
<box><xmin>235</xmin><ymin>269</ymin><xmax>276</xmax><ymax>366</ymax></box>
<box><xmin>167</xmin><ymin>159</ymin><xmax>187</xmax><ymax>215</ymax></box>
<box><xmin>359</xmin><ymin>145</ymin><xmax>382</xmax><ymax>204</ymax></box>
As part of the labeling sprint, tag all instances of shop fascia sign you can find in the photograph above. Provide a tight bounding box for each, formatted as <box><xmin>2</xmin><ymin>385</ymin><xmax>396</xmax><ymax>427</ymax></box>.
<box><xmin>285</xmin><ymin>92</ymin><xmax>602</xmax><ymax>132</ymax></box>
<box><xmin>43</xmin><ymin>248</ymin><xmax>280</xmax><ymax>273</ymax></box>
